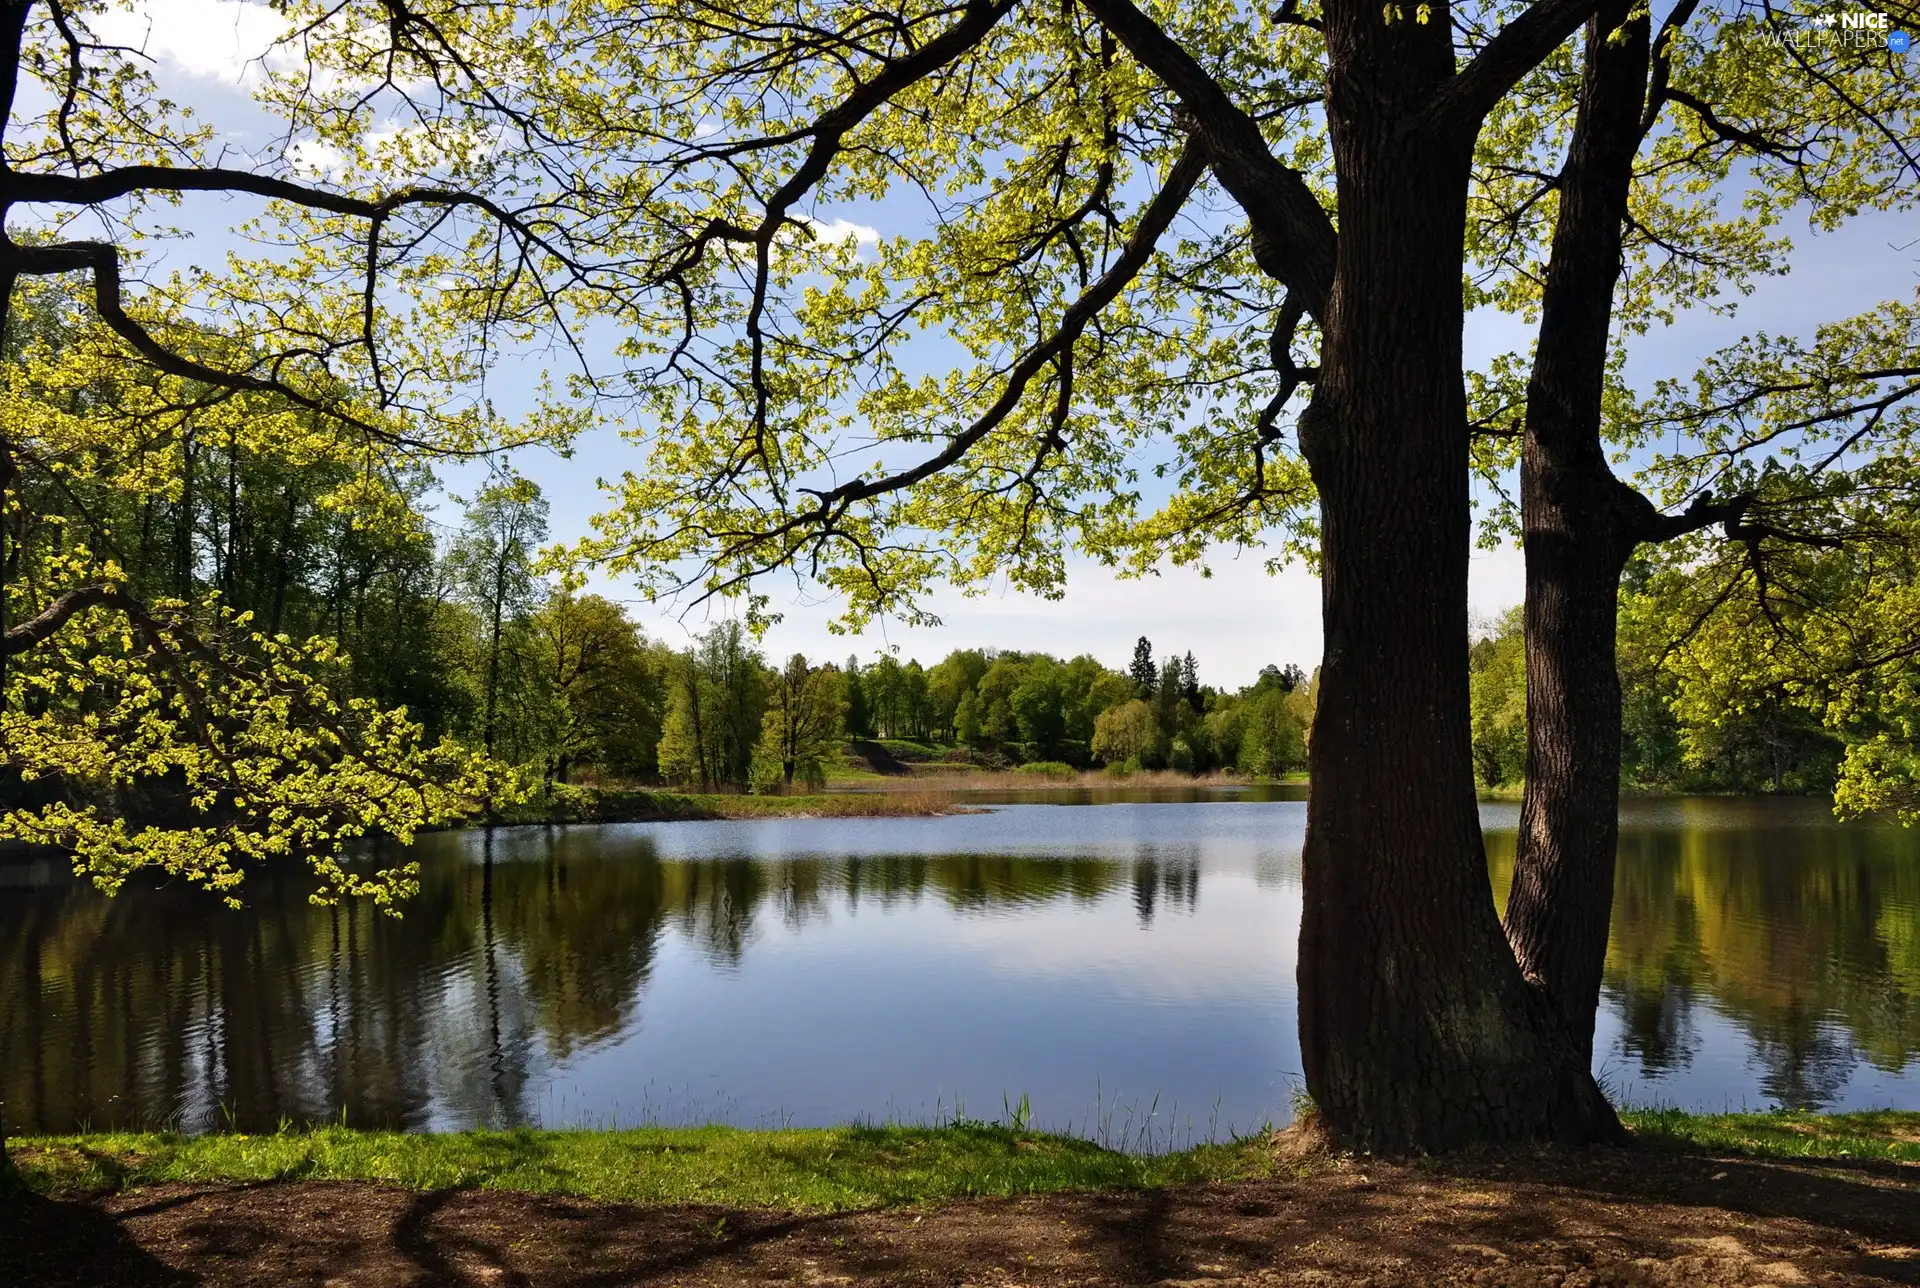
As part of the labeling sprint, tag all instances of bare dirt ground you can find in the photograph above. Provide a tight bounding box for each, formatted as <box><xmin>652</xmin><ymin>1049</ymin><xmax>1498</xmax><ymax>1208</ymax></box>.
<box><xmin>5</xmin><ymin>1144</ymin><xmax>1918</xmax><ymax>1287</ymax></box>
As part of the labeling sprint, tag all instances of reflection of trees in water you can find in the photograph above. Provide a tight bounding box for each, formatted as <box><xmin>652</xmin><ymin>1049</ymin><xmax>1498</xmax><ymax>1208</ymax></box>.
<box><xmin>0</xmin><ymin>868</ymin><xmax>450</xmax><ymax>1133</ymax></box>
<box><xmin>1604</xmin><ymin>981</ymin><xmax>1701</xmax><ymax>1078</ymax></box>
<box><xmin>1491</xmin><ymin>806</ymin><xmax>1920</xmax><ymax>1108</ymax></box>
<box><xmin>14</xmin><ymin>808</ymin><xmax>1911</xmax><ymax>1129</ymax></box>
<box><xmin>1748</xmin><ymin>1004</ymin><xmax>1859</xmax><ymax>1109</ymax></box>
<box><xmin>1</xmin><ymin>833</ymin><xmax>1203</xmax><ymax>1133</ymax></box>
<box><xmin>1132</xmin><ymin>858</ymin><xmax>1202</xmax><ymax>927</ymax></box>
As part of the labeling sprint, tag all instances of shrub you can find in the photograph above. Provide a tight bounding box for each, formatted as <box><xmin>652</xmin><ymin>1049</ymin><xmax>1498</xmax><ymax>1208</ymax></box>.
<box><xmin>1091</xmin><ymin>699</ymin><xmax>1156</xmax><ymax>765</ymax></box>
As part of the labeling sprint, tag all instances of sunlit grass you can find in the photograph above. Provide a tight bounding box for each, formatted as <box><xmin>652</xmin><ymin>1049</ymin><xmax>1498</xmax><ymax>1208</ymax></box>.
<box><xmin>18</xmin><ymin>1110</ymin><xmax>1914</xmax><ymax>1210</ymax></box>
<box><xmin>1622</xmin><ymin>1107</ymin><xmax>1920</xmax><ymax>1165</ymax></box>
<box><xmin>13</xmin><ymin>1123</ymin><xmax>1277</xmax><ymax>1210</ymax></box>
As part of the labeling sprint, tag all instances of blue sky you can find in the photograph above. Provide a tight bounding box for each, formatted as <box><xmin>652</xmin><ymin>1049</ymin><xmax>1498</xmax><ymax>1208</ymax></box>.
<box><xmin>55</xmin><ymin>0</ymin><xmax>1920</xmax><ymax>686</ymax></box>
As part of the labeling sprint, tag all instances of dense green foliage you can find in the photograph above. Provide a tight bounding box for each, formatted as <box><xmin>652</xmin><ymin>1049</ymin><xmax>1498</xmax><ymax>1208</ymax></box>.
<box><xmin>0</xmin><ymin>0</ymin><xmax>1909</xmax><ymax>869</ymax></box>
<box><xmin>1</xmin><ymin>388</ymin><xmax>672</xmax><ymax>810</ymax></box>
<box><xmin>1469</xmin><ymin>586</ymin><xmax>1894</xmax><ymax>799</ymax></box>
<box><xmin>1468</xmin><ymin>609</ymin><xmax>1528</xmax><ymax>790</ymax></box>
<box><xmin>18</xmin><ymin>375</ymin><xmax>1890</xmax><ymax>819</ymax></box>
<box><xmin>839</xmin><ymin>639</ymin><xmax>1313</xmax><ymax>774</ymax></box>
<box><xmin>3</xmin><ymin>328</ymin><xmax>1312</xmax><ymax>821</ymax></box>
<box><xmin>0</xmin><ymin>285</ymin><xmax>511</xmax><ymax>904</ymax></box>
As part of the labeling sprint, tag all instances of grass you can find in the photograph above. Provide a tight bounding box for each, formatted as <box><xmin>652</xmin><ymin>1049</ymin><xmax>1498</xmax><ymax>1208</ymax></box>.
<box><xmin>870</xmin><ymin>738</ymin><xmax>950</xmax><ymax>761</ymax></box>
<box><xmin>1621</xmin><ymin>1108</ymin><xmax>1920</xmax><ymax>1165</ymax></box>
<box><xmin>499</xmin><ymin>786</ymin><xmax>964</xmax><ymax>824</ymax></box>
<box><xmin>11</xmin><ymin>1123</ymin><xmax>1276</xmax><ymax>1210</ymax></box>
<box><xmin>15</xmin><ymin>1110</ymin><xmax>1915</xmax><ymax>1211</ymax></box>
<box><xmin>484</xmin><ymin>764</ymin><xmax>1306</xmax><ymax>821</ymax></box>
<box><xmin>852</xmin><ymin>768</ymin><xmax>1270</xmax><ymax>792</ymax></box>
<box><xmin>822</xmin><ymin>762</ymin><xmax>896</xmax><ymax>784</ymax></box>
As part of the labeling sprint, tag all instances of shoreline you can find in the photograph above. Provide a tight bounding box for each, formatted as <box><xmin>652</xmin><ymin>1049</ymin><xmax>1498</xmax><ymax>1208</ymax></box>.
<box><xmin>490</xmin><ymin>786</ymin><xmax>978</xmax><ymax>825</ymax></box>
<box><xmin>488</xmin><ymin>773</ymin><xmax>1313</xmax><ymax>825</ymax></box>
<box><xmin>13</xmin><ymin>1109</ymin><xmax>1918</xmax><ymax>1205</ymax></box>
<box><xmin>11</xmin><ymin>1124</ymin><xmax>1917</xmax><ymax>1287</ymax></box>
<box><xmin>483</xmin><ymin>775</ymin><xmax>1308</xmax><ymax>826</ymax></box>
<box><xmin>3</xmin><ymin>780</ymin><xmax>1838</xmax><ymax>854</ymax></box>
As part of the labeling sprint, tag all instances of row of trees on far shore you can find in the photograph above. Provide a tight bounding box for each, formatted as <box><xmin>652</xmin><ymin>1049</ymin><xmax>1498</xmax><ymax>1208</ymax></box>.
<box><xmin>1</xmin><ymin>347</ymin><xmax>1846</xmax><ymax>798</ymax></box>
<box><xmin>441</xmin><ymin>479</ymin><xmax>1332</xmax><ymax>788</ymax></box>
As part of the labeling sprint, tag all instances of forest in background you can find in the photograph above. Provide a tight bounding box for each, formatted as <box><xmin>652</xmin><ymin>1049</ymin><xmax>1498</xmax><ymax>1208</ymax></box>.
<box><xmin>2</xmin><ymin>278</ymin><xmax>1842</xmax><ymax>803</ymax></box>
<box><xmin>0</xmin><ymin>0</ymin><xmax>1911</xmax><ymax>1165</ymax></box>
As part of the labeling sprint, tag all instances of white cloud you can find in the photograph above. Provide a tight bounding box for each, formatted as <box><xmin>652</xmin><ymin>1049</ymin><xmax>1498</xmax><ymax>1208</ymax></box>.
<box><xmin>92</xmin><ymin>0</ymin><xmax>290</xmax><ymax>84</ymax></box>
<box><xmin>743</xmin><ymin>545</ymin><xmax>1519</xmax><ymax>689</ymax></box>
<box><xmin>443</xmin><ymin>411</ymin><xmax>1528</xmax><ymax>689</ymax></box>
<box><xmin>281</xmin><ymin>123</ymin><xmax>449</xmax><ymax>180</ymax></box>
<box><xmin>798</xmin><ymin>216</ymin><xmax>881</xmax><ymax>250</ymax></box>
<box><xmin>755</xmin><ymin>214</ymin><xmax>882</xmax><ymax>269</ymax></box>
<box><xmin>284</xmin><ymin>137</ymin><xmax>347</xmax><ymax>178</ymax></box>
<box><xmin>92</xmin><ymin>0</ymin><xmax>419</xmax><ymax>100</ymax></box>
<box><xmin>464</xmin><ymin>436</ymin><xmax>1527</xmax><ymax>688</ymax></box>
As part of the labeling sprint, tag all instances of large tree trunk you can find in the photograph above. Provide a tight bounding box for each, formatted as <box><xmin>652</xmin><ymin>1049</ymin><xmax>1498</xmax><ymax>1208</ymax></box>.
<box><xmin>1502</xmin><ymin>1</ymin><xmax>1652</xmax><ymax>1064</ymax></box>
<box><xmin>1296</xmin><ymin>6</ymin><xmax>1619</xmax><ymax>1152</ymax></box>
<box><xmin>0</xmin><ymin>1065</ymin><xmax>18</xmax><ymax>1194</ymax></box>
<box><xmin>0</xmin><ymin>987</ymin><xmax>16</xmax><ymax>1193</ymax></box>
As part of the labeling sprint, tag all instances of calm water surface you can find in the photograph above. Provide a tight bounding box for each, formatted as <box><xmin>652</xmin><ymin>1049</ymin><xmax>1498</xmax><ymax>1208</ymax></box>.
<box><xmin>3</xmin><ymin>793</ymin><xmax>1917</xmax><ymax>1143</ymax></box>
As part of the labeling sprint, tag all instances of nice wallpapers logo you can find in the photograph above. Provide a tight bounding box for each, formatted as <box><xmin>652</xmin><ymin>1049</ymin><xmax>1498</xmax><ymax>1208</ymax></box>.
<box><xmin>1771</xmin><ymin>9</ymin><xmax>1913</xmax><ymax>49</ymax></box>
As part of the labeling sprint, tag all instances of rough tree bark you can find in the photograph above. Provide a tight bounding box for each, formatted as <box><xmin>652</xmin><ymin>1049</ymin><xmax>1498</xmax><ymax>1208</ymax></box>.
<box><xmin>1501</xmin><ymin>1</ymin><xmax>1656</xmax><ymax>1064</ymax></box>
<box><xmin>1293</xmin><ymin>0</ymin><xmax>1622</xmax><ymax>1152</ymax></box>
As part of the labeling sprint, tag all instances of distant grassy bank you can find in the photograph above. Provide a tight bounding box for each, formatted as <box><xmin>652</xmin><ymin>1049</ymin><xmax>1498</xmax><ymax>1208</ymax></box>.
<box><xmin>490</xmin><ymin>767</ymin><xmax>1306</xmax><ymax>826</ymax></box>
<box><xmin>13</xmin><ymin>1110</ymin><xmax>1915</xmax><ymax>1209</ymax></box>
<box><xmin>836</xmin><ymin>767</ymin><xmax>1290</xmax><ymax>792</ymax></box>
<box><xmin>496</xmin><ymin>785</ymin><xmax>968</xmax><ymax>825</ymax></box>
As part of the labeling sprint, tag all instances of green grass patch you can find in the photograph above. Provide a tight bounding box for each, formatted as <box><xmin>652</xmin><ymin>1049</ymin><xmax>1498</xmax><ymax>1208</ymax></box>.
<box><xmin>824</xmin><ymin>760</ymin><xmax>893</xmax><ymax>782</ymax></box>
<box><xmin>1013</xmin><ymin>761</ymin><xmax>1078</xmax><ymax>779</ymax></box>
<box><xmin>499</xmin><ymin>786</ymin><xmax>960</xmax><ymax>824</ymax></box>
<box><xmin>12</xmin><ymin>1124</ymin><xmax>1276</xmax><ymax>1210</ymax></box>
<box><xmin>1622</xmin><ymin>1108</ymin><xmax>1920</xmax><ymax>1165</ymax></box>
<box><xmin>20</xmin><ymin>1112</ymin><xmax>1911</xmax><ymax>1212</ymax></box>
<box><xmin>873</xmin><ymin>738</ymin><xmax>948</xmax><ymax>762</ymax></box>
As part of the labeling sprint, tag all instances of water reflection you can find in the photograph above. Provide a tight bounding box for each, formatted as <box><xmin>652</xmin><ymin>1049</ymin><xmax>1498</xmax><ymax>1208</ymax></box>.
<box><xmin>1489</xmin><ymin>796</ymin><xmax>1920</xmax><ymax>1110</ymax></box>
<box><xmin>3</xmin><ymin>796</ymin><xmax>1917</xmax><ymax>1138</ymax></box>
<box><xmin>1</xmin><ymin>814</ymin><xmax>1248</xmax><ymax>1135</ymax></box>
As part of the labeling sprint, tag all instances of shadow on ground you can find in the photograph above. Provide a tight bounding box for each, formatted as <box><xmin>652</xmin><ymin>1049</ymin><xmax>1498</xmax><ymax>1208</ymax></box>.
<box><xmin>0</xmin><ymin>1192</ymin><xmax>193</xmax><ymax>1286</ymax></box>
<box><xmin>4</xmin><ymin>1144</ymin><xmax>1919</xmax><ymax>1287</ymax></box>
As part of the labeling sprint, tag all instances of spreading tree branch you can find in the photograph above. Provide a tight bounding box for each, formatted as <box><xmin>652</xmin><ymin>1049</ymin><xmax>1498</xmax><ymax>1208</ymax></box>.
<box><xmin>1632</xmin><ymin>490</ymin><xmax>1847</xmax><ymax>550</ymax></box>
<box><xmin>661</xmin><ymin>144</ymin><xmax>1210</xmax><ymax>606</ymax></box>
<box><xmin>1423</xmin><ymin>0</ymin><xmax>1605</xmax><ymax>135</ymax></box>
<box><xmin>1076</xmin><ymin>0</ymin><xmax>1336</xmax><ymax>318</ymax></box>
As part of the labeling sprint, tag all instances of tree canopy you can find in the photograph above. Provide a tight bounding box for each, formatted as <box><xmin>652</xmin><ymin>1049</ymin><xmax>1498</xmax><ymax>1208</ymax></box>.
<box><xmin>2</xmin><ymin>0</ymin><xmax>1916</xmax><ymax>1156</ymax></box>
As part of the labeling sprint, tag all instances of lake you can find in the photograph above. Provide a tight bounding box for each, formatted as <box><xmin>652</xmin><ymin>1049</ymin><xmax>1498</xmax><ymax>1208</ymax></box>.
<box><xmin>3</xmin><ymin>792</ymin><xmax>1917</xmax><ymax>1145</ymax></box>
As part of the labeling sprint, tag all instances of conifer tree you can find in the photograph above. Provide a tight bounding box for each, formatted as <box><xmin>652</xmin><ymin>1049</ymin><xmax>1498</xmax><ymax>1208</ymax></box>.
<box><xmin>1129</xmin><ymin>636</ymin><xmax>1158</xmax><ymax>697</ymax></box>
